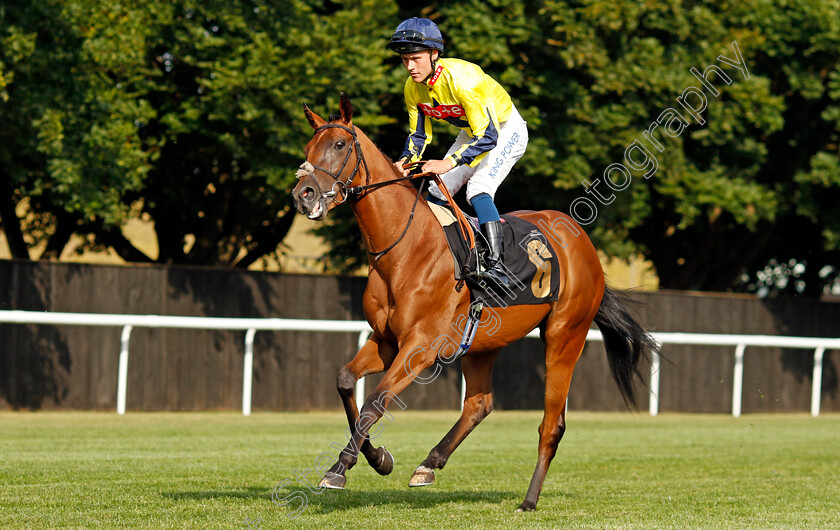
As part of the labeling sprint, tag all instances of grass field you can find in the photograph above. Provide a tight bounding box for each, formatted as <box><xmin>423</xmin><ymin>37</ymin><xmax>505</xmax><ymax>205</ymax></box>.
<box><xmin>1</xmin><ymin>410</ymin><xmax>838</xmax><ymax>529</ymax></box>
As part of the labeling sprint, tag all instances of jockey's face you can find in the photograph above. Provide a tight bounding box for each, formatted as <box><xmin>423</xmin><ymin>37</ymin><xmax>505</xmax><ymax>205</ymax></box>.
<box><xmin>401</xmin><ymin>50</ymin><xmax>439</xmax><ymax>83</ymax></box>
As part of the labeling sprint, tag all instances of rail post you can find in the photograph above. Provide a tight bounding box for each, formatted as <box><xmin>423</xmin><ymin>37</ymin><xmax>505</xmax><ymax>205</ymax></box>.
<box><xmin>355</xmin><ymin>330</ymin><xmax>372</xmax><ymax>412</ymax></box>
<box><xmin>811</xmin><ymin>347</ymin><xmax>825</xmax><ymax>417</ymax></box>
<box><xmin>649</xmin><ymin>349</ymin><xmax>661</xmax><ymax>416</ymax></box>
<box><xmin>243</xmin><ymin>329</ymin><xmax>257</xmax><ymax>416</ymax></box>
<box><xmin>732</xmin><ymin>344</ymin><xmax>746</xmax><ymax>417</ymax></box>
<box><xmin>116</xmin><ymin>325</ymin><xmax>133</xmax><ymax>416</ymax></box>
<box><xmin>460</xmin><ymin>372</ymin><xmax>466</xmax><ymax>411</ymax></box>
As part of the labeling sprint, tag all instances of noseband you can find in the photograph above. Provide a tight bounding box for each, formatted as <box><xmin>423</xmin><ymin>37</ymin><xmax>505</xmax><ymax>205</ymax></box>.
<box><xmin>297</xmin><ymin>122</ymin><xmax>434</xmax><ymax>261</ymax></box>
<box><xmin>300</xmin><ymin>123</ymin><xmax>369</xmax><ymax>204</ymax></box>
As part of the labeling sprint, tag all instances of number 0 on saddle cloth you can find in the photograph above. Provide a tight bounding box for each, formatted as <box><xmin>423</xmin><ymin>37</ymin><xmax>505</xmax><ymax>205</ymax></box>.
<box><xmin>428</xmin><ymin>203</ymin><xmax>561</xmax><ymax>308</ymax></box>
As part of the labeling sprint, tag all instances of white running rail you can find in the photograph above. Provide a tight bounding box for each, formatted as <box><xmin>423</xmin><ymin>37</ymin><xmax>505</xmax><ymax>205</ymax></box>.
<box><xmin>1</xmin><ymin>311</ymin><xmax>836</xmax><ymax>417</ymax></box>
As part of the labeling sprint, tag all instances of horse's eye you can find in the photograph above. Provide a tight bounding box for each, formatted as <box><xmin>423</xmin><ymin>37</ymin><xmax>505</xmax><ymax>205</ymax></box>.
<box><xmin>335</xmin><ymin>141</ymin><xmax>345</xmax><ymax>150</ymax></box>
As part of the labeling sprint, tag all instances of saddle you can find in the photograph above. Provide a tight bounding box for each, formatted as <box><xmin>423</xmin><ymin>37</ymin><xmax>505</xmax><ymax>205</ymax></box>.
<box><xmin>398</xmin><ymin>166</ymin><xmax>560</xmax><ymax>309</ymax></box>
<box><xmin>428</xmin><ymin>202</ymin><xmax>561</xmax><ymax>308</ymax></box>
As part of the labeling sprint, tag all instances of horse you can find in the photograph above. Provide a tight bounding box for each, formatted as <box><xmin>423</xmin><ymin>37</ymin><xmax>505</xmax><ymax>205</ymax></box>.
<box><xmin>291</xmin><ymin>93</ymin><xmax>657</xmax><ymax>512</ymax></box>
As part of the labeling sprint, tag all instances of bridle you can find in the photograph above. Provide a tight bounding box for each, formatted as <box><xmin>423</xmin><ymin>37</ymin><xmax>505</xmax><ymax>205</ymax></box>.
<box><xmin>304</xmin><ymin>123</ymin><xmax>370</xmax><ymax>205</ymax></box>
<box><xmin>298</xmin><ymin>120</ymin><xmax>475</xmax><ymax>261</ymax></box>
<box><xmin>298</xmin><ymin>122</ymin><xmax>429</xmax><ymax>260</ymax></box>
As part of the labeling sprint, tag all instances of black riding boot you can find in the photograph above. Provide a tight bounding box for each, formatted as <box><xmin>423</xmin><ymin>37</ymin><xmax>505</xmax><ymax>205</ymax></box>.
<box><xmin>475</xmin><ymin>220</ymin><xmax>509</xmax><ymax>288</ymax></box>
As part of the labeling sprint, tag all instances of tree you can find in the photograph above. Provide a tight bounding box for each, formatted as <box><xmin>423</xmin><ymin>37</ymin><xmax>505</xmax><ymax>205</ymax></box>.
<box><xmin>5</xmin><ymin>1</ymin><xmax>840</xmax><ymax>296</ymax></box>
<box><xmin>1</xmin><ymin>0</ymin><xmax>154</xmax><ymax>260</ymax></box>
<box><xmin>339</xmin><ymin>0</ymin><xmax>840</xmax><ymax>297</ymax></box>
<box><xmin>1</xmin><ymin>0</ymin><xmax>396</xmax><ymax>267</ymax></box>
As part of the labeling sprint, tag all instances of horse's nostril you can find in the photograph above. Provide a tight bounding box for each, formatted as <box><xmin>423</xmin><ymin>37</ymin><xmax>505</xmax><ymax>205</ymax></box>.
<box><xmin>302</xmin><ymin>186</ymin><xmax>315</xmax><ymax>201</ymax></box>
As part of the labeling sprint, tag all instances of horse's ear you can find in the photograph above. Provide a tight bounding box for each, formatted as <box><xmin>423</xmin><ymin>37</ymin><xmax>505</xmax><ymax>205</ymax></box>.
<box><xmin>339</xmin><ymin>92</ymin><xmax>353</xmax><ymax>124</ymax></box>
<box><xmin>303</xmin><ymin>103</ymin><xmax>326</xmax><ymax>130</ymax></box>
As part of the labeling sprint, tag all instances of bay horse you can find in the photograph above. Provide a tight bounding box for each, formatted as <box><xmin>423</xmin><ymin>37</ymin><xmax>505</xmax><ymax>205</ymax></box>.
<box><xmin>291</xmin><ymin>93</ymin><xmax>656</xmax><ymax>512</ymax></box>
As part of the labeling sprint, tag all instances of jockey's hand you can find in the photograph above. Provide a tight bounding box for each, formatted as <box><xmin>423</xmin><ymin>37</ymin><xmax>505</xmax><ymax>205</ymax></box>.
<box><xmin>422</xmin><ymin>158</ymin><xmax>455</xmax><ymax>175</ymax></box>
<box><xmin>394</xmin><ymin>159</ymin><xmax>409</xmax><ymax>176</ymax></box>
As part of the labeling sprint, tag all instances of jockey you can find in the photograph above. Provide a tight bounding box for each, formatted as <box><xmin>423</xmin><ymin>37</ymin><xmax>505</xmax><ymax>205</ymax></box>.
<box><xmin>389</xmin><ymin>17</ymin><xmax>528</xmax><ymax>289</ymax></box>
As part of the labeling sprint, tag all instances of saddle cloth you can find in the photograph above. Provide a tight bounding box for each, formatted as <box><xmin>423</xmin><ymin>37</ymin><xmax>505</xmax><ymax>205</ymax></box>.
<box><xmin>428</xmin><ymin>203</ymin><xmax>561</xmax><ymax>308</ymax></box>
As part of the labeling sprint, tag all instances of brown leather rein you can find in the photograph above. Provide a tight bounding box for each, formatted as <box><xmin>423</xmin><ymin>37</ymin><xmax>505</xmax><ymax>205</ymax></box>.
<box><xmin>302</xmin><ymin>121</ymin><xmax>475</xmax><ymax>260</ymax></box>
<box><xmin>352</xmin><ymin>161</ymin><xmax>476</xmax><ymax>261</ymax></box>
<box><xmin>354</xmin><ymin>160</ymin><xmax>475</xmax><ymax>261</ymax></box>
<box><xmin>401</xmin><ymin>162</ymin><xmax>476</xmax><ymax>256</ymax></box>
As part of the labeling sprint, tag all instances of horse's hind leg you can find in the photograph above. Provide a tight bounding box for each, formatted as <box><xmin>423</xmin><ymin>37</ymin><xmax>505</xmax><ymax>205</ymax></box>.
<box><xmin>409</xmin><ymin>349</ymin><xmax>499</xmax><ymax>487</ymax></box>
<box><xmin>329</xmin><ymin>334</ymin><xmax>397</xmax><ymax>484</ymax></box>
<box><xmin>518</xmin><ymin>321</ymin><xmax>589</xmax><ymax>512</ymax></box>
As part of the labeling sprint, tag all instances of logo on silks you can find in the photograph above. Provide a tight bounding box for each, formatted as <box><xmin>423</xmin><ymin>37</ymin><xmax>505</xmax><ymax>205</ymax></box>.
<box><xmin>522</xmin><ymin>231</ymin><xmax>552</xmax><ymax>299</ymax></box>
<box><xmin>418</xmin><ymin>103</ymin><xmax>465</xmax><ymax>119</ymax></box>
<box><xmin>427</xmin><ymin>64</ymin><xmax>444</xmax><ymax>87</ymax></box>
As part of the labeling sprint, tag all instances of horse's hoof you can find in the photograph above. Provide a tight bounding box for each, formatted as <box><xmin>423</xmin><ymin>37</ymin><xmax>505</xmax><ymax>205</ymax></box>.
<box><xmin>408</xmin><ymin>466</ymin><xmax>435</xmax><ymax>487</ymax></box>
<box><xmin>374</xmin><ymin>446</ymin><xmax>394</xmax><ymax>476</ymax></box>
<box><xmin>516</xmin><ymin>501</ymin><xmax>535</xmax><ymax>512</ymax></box>
<box><xmin>317</xmin><ymin>472</ymin><xmax>346</xmax><ymax>490</ymax></box>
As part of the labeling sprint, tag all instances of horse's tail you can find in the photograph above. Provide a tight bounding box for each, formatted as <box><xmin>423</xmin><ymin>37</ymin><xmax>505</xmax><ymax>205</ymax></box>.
<box><xmin>592</xmin><ymin>286</ymin><xmax>658</xmax><ymax>408</ymax></box>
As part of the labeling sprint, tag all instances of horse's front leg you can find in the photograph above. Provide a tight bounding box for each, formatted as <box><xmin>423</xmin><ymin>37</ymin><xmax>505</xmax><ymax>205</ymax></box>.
<box><xmin>319</xmin><ymin>339</ymin><xmax>438</xmax><ymax>489</ymax></box>
<box><xmin>334</xmin><ymin>334</ymin><xmax>397</xmax><ymax>478</ymax></box>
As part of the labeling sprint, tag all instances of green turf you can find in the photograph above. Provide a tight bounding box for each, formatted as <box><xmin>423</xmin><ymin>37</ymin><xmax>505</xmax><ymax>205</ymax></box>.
<box><xmin>1</xmin><ymin>410</ymin><xmax>838</xmax><ymax>529</ymax></box>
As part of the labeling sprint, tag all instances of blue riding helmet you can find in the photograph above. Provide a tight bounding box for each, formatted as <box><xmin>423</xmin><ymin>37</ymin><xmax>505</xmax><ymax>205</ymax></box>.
<box><xmin>388</xmin><ymin>18</ymin><xmax>444</xmax><ymax>54</ymax></box>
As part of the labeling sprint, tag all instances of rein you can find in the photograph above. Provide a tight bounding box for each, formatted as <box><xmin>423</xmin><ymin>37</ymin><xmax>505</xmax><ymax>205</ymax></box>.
<box><xmin>368</xmin><ymin>174</ymin><xmax>427</xmax><ymax>261</ymax></box>
<box><xmin>300</xmin><ymin>123</ymin><xmax>474</xmax><ymax>260</ymax></box>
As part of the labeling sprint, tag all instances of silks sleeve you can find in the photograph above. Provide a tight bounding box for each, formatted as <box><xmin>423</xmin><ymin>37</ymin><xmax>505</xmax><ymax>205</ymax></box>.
<box><xmin>447</xmin><ymin>77</ymin><xmax>501</xmax><ymax>167</ymax></box>
<box><xmin>400</xmin><ymin>82</ymin><xmax>433</xmax><ymax>163</ymax></box>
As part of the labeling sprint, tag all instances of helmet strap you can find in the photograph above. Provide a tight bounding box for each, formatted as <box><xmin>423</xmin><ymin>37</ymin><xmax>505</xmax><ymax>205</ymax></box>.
<box><xmin>426</xmin><ymin>49</ymin><xmax>440</xmax><ymax>83</ymax></box>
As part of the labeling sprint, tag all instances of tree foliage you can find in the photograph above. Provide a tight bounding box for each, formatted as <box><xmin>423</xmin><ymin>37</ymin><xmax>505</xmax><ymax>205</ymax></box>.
<box><xmin>1</xmin><ymin>0</ymin><xmax>395</xmax><ymax>266</ymax></box>
<box><xmin>3</xmin><ymin>1</ymin><xmax>840</xmax><ymax>296</ymax></box>
<box><xmin>411</xmin><ymin>0</ymin><xmax>840</xmax><ymax>297</ymax></box>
